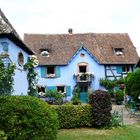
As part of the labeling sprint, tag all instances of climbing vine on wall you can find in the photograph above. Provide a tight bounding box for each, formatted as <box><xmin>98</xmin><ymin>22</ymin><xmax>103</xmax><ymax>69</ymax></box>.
<box><xmin>0</xmin><ymin>58</ymin><xmax>16</xmax><ymax>96</ymax></box>
<box><xmin>24</xmin><ymin>55</ymin><xmax>38</xmax><ymax>96</ymax></box>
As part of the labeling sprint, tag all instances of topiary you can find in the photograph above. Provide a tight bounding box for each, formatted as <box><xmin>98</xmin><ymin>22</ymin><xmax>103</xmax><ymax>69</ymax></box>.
<box><xmin>0</xmin><ymin>96</ymin><xmax>58</xmax><ymax>140</ymax></box>
<box><xmin>89</xmin><ymin>90</ymin><xmax>112</xmax><ymax>128</ymax></box>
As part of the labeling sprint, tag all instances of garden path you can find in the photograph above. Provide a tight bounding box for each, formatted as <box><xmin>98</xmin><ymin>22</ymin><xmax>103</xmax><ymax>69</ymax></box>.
<box><xmin>112</xmin><ymin>104</ymin><xmax>140</xmax><ymax>125</ymax></box>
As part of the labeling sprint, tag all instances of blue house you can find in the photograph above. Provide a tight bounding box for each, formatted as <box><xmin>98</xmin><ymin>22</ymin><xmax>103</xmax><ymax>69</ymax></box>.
<box><xmin>0</xmin><ymin>9</ymin><xmax>34</xmax><ymax>95</ymax></box>
<box><xmin>24</xmin><ymin>29</ymin><xmax>139</xmax><ymax>101</ymax></box>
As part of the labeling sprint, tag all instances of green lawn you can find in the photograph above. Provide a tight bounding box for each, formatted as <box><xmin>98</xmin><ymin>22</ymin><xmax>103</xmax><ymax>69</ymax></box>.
<box><xmin>57</xmin><ymin>124</ymin><xmax>140</xmax><ymax>140</ymax></box>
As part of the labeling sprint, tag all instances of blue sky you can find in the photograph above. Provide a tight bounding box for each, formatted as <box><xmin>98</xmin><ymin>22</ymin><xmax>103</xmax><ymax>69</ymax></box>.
<box><xmin>1</xmin><ymin>0</ymin><xmax>140</xmax><ymax>56</ymax></box>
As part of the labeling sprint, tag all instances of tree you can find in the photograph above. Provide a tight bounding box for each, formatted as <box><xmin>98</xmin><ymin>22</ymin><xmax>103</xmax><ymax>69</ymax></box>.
<box><xmin>125</xmin><ymin>68</ymin><xmax>140</xmax><ymax>103</ymax></box>
<box><xmin>0</xmin><ymin>58</ymin><xmax>15</xmax><ymax>95</ymax></box>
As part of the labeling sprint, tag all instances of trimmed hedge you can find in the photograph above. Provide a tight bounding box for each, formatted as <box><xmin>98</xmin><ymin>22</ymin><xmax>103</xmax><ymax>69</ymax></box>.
<box><xmin>54</xmin><ymin>104</ymin><xmax>92</xmax><ymax>128</ymax></box>
<box><xmin>0</xmin><ymin>96</ymin><xmax>58</xmax><ymax>140</ymax></box>
<box><xmin>89</xmin><ymin>90</ymin><xmax>112</xmax><ymax>128</ymax></box>
<box><xmin>0</xmin><ymin>131</ymin><xmax>7</xmax><ymax>140</ymax></box>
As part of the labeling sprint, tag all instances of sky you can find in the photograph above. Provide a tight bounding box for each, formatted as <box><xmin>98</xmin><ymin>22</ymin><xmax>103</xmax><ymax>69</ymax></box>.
<box><xmin>1</xmin><ymin>0</ymin><xmax>140</xmax><ymax>56</ymax></box>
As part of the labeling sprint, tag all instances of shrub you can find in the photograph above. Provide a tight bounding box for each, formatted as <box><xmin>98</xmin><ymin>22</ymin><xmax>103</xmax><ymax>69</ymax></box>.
<box><xmin>111</xmin><ymin>111</ymin><xmax>122</xmax><ymax>127</ymax></box>
<box><xmin>71</xmin><ymin>87</ymin><xmax>81</xmax><ymax>105</ymax></box>
<box><xmin>45</xmin><ymin>90</ymin><xmax>64</xmax><ymax>105</ymax></box>
<box><xmin>89</xmin><ymin>90</ymin><xmax>112</xmax><ymax>128</ymax></box>
<box><xmin>0</xmin><ymin>130</ymin><xmax>7</xmax><ymax>140</ymax></box>
<box><xmin>115</xmin><ymin>89</ymin><xmax>124</xmax><ymax>104</ymax></box>
<box><xmin>54</xmin><ymin>104</ymin><xmax>92</xmax><ymax>128</ymax></box>
<box><xmin>0</xmin><ymin>96</ymin><xmax>58</xmax><ymax>140</ymax></box>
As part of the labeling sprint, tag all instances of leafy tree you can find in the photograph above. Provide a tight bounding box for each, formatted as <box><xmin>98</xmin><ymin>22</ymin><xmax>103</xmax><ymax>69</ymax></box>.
<box><xmin>125</xmin><ymin>68</ymin><xmax>140</xmax><ymax>103</ymax></box>
<box><xmin>0</xmin><ymin>59</ymin><xmax>15</xmax><ymax>96</ymax></box>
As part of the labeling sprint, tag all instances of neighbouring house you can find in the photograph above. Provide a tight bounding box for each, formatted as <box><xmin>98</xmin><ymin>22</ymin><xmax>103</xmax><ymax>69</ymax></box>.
<box><xmin>0</xmin><ymin>9</ymin><xmax>34</xmax><ymax>95</ymax></box>
<box><xmin>24</xmin><ymin>29</ymin><xmax>139</xmax><ymax>102</ymax></box>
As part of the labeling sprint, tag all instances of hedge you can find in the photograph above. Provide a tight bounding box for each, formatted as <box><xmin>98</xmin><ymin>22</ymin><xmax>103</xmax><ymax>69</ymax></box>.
<box><xmin>54</xmin><ymin>104</ymin><xmax>92</xmax><ymax>128</ymax></box>
<box><xmin>0</xmin><ymin>131</ymin><xmax>7</xmax><ymax>140</ymax></box>
<box><xmin>0</xmin><ymin>96</ymin><xmax>58</xmax><ymax>140</ymax></box>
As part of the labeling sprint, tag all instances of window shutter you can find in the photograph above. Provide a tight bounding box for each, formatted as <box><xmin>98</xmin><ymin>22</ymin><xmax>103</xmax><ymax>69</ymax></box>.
<box><xmin>41</xmin><ymin>66</ymin><xmax>46</xmax><ymax>78</ymax></box>
<box><xmin>116</xmin><ymin>66</ymin><xmax>122</xmax><ymax>74</ymax></box>
<box><xmin>66</xmin><ymin>86</ymin><xmax>71</xmax><ymax>96</ymax></box>
<box><xmin>47</xmin><ymin>86</ymin><xmax>57</xmax><ymax>91</ymax></box>
<box><xmin>56</xmin><ymin>66</ymin><xmax>60</xmax><ymax>77</ymax></box>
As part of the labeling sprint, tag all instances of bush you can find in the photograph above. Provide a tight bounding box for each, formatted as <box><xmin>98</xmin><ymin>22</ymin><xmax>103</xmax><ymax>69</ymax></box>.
<box><xmin>54</xmin><ymin>104</ymin><xmax>92</xmax><ymax>128</ymax></box>
<box><xmin>0</xmin><ymin>130</ymin><xmax>7</xmax><ymax>140</ymax></box>
<box><xmin>45</xmin><ymin>90</ymin><xmax>64</xmax><ymax>105</ymax></box>
<box><xmin>0</xmin><ymin>96</ymin><xmax>58</xmax><ymax>140</ymax></box>
<box><xmin>89</xmin><ymin>90</ymin><xmax>112</xmax><ymax>128</ymax></box>
<box><xmin>115</xmin><ymin>89</ymin><xmax>124</xmax><ymax>104</ymax></box>
<box><xmin>71</xmin><ymin>87</ymin><xmax>81</xmax><ymax>105</ymax></box>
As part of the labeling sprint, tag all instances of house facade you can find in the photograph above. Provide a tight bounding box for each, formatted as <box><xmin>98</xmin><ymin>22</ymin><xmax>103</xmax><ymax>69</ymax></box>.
<box><xmin>0</xmin><ymin>9</ymin><xmax>34</xmax><ymax>95</ymax></box>
<box><xmin>24</xmin><ymin>31</ymin><xmax>139</xmax><ymax>102</ymax></box>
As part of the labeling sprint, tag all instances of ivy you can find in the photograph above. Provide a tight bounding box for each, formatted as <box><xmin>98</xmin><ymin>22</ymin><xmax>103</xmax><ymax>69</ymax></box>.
<box><xmin>0</xmin><ymin>58</ymin><xmax>16</xmax><ymax>96</ymax></box>
<box><xmin>24</xmin><ymin>55</ymin><xmax>38</xmax><ymax>96</ymax></box>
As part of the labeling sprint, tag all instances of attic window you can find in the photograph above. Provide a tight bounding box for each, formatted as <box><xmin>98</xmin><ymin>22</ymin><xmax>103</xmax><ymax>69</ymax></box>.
<box><xmin>41</xmin><ymin>50</ymin><xmax>49</xmax><ymax>57</ymax></box>
<box><xmin>114</xmin><ymin>48</ymin><xmax>124</xmax><ymax>56</ymax></box>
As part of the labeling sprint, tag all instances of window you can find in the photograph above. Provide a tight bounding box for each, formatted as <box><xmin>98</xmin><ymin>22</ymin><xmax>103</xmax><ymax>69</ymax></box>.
<box><xmin>18</xmin><ymin>52</ymin><xmax>24</xmax><ymax>66</ymax></box>
<box><xmin>122</xmin><ymin>66</ymin><xmax>130</xmax><ymax>73</ymax></box>
<box><xmin>1</xmin><ymin>42</ymin><xmax>9</xmax><ymax>52</ymax></box>
<box><xmin>57</xmin><ymin>86</ymin><xmax>65</xmax><ymax>94</ymax></box>
<box><xmin>79</xmin><ymin>66</ymin><xmax>87</xmax><ymax>73</ymax></box>
<box><xmin>37</xmin><ymin>86</ymin><xmax>45</xmax><ymax>96</ymax></box>
<box><xmin>40</xmin><ymin>49</ymin><xmax>49</xmax><ymax>57</ymax></box>
<box><xmin>47</xmin><ymin>66</ymin><xmax>55</xmax><ymax>77</ymax></box>
<box><xmin>114</xmin><ymin>48</ymin><xmax>124</xmax><ymax>56</ymax></box>
<box><xmin>80</xmin><ymin>53</ymin><xmax>85</xmax><ymax>57</ymax></box>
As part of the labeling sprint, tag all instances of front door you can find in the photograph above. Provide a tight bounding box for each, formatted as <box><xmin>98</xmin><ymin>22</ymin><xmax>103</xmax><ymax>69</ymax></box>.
<box><xmin>80</xmin><ymin>86</ymin><xmax>88</xmax><ymax>103</ymax></box>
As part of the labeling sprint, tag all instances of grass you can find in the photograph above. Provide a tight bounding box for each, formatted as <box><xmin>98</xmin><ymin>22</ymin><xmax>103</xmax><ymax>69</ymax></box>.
<box><xmin>57</xmin><ymin>124</ymin><xmax>140</xmax><ymax>140</ymax></box>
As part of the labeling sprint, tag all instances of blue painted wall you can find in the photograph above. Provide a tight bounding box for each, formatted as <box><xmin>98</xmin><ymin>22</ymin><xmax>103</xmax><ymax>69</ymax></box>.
<box><xmin>35</xmin><ymin>48</ymin><xmax>105</xmax><ymax>99</ymax></box>
<box><xmin>0</xmin><ymin>38</ymin><xmax>29</xmax><ymax>95</ymax></box>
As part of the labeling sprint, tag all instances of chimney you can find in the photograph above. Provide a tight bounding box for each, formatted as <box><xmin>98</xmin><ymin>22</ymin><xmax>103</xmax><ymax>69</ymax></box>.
<box><xmin>68</xmin><ymin>28</ymin><xmax>73</xmax><ymax>34</ymax></box>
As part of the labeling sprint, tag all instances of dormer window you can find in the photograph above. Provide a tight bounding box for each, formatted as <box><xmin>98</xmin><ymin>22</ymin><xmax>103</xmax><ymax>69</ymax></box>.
<box><xmin>40</xmin><ymin>49</ymin><xmax>49</xmax><ymax>57</ymax></box>
<box><xmin>114</xmin><ymin>48</ymin><xmax>124</xmax><ymax>56</ymax></box>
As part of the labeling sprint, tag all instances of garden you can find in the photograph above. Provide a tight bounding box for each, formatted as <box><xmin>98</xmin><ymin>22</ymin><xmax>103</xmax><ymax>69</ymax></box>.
<box><xmin>0</xmin><ymin>57</ymin><xmax>140</xmax><ymax>140</ymax></box>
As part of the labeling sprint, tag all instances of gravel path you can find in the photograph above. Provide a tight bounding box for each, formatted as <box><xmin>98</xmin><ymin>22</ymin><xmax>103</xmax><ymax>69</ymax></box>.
<box><xmin>112</xmin><ymin>104</ymin><xmax>140</xmax><ymax>125</ymax></box>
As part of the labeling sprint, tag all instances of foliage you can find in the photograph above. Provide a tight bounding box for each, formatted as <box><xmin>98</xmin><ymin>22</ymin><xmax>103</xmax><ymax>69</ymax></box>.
<box><xmin>45</xmin><ymin>90</ymin><xmax>65</xmax><ymax>105</ymax></box>
<box><xmin>0</xmin><ymin>59</ymin><xmax>16</xmax><ymax>96</ymax></box>
<box><xmin>111</xmin><ymin>111</ymin><xmax>122</xmax><ymax>127</ymax></box>
<box><xmin>89</xmin><ymin>90</ymin><xmax>112</xmax><ymax>128</ymax></box>
<box><xmin>24</xmin><ymin>55</ymin><xmax>38</xmax><ymax>96</ymax></box>
<box><xmin>0</xmin><ymin>96</ymin><xmax>59</xmax><ymax>140</ymax></box>
<box><xmin>115</xmin><ymin>89</ymin><xmax>124</xmax><ymax>103</ymax></box>
<box><xmin>71</xmin><ymin>87</ymin><xmax>81</xmax><ymax>105</ymax></box>
<box><xmin>0</xmin><ymin>131</ymin><xmax>7</xmax><ymax>140</ymax></box>
<box><xmin>125</xmin><ymin>68</ymin><xmax>140</xmax><ymax>103</ymax></box>
<box><xmin>54</xmin><ymin>104</ymin><xmax>92</xmax><ymax>128</ymax></box>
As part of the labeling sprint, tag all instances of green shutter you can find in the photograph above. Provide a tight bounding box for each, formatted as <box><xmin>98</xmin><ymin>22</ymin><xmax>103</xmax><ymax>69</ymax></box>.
<box><xmin>66</xmin><ymin>86</ymin><xmax>71</xmax><ymax>96</ymax></box>
<box><xmin>47</xmin><ymin>86</ymin><xmax>57</xmax><ymax>91</ymax></box>
<box><xmin>56</xmin><ymin>66</ymin><xmax>60</xmax><ymax>77</ymax></box>
<box><xmin>41</xmin><ymin>66</ymin><xmax>46</xmax><ymax>78</ymax></box>
<box><xmin>117</xmin><ymin>66</ymin><xmax>122</xmax><ymax>74</ymax></box>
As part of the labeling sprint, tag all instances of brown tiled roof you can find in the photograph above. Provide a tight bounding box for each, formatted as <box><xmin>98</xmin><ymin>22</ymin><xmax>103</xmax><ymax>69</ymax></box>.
<box><xmin>24</xmin><ymin>33</ymin><xmax>139</xmax><ymax>65</ymax></box>
<box><xmin>0</xmin><ymin>9</ymin><xmax>20</xmax><ymax>38</ymax></box>
<box><xmin>0</xmin><ymin>9</ymin><xmax>34</xmax><ymax>55</ymax></box>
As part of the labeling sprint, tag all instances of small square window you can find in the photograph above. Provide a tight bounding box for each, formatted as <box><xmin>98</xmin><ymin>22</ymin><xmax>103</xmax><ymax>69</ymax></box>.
<box><xmin>122</xmin><ymin>66</ymin><xmax>130</xmax><ymax>73</ymax></box>
<box><xmin>47</xmin><ymin>66</ymin><xmax>55</xmax><ymax>77</ymax></box>
<box><xmin>57</xmin><ymin>86</ymin><xmax>65</xmax><ymax>93</ymax></box>
<box><xmin>114</xmin><ymin>48</ymin><xmax>124</xmax><ymax>56</ymax></box>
